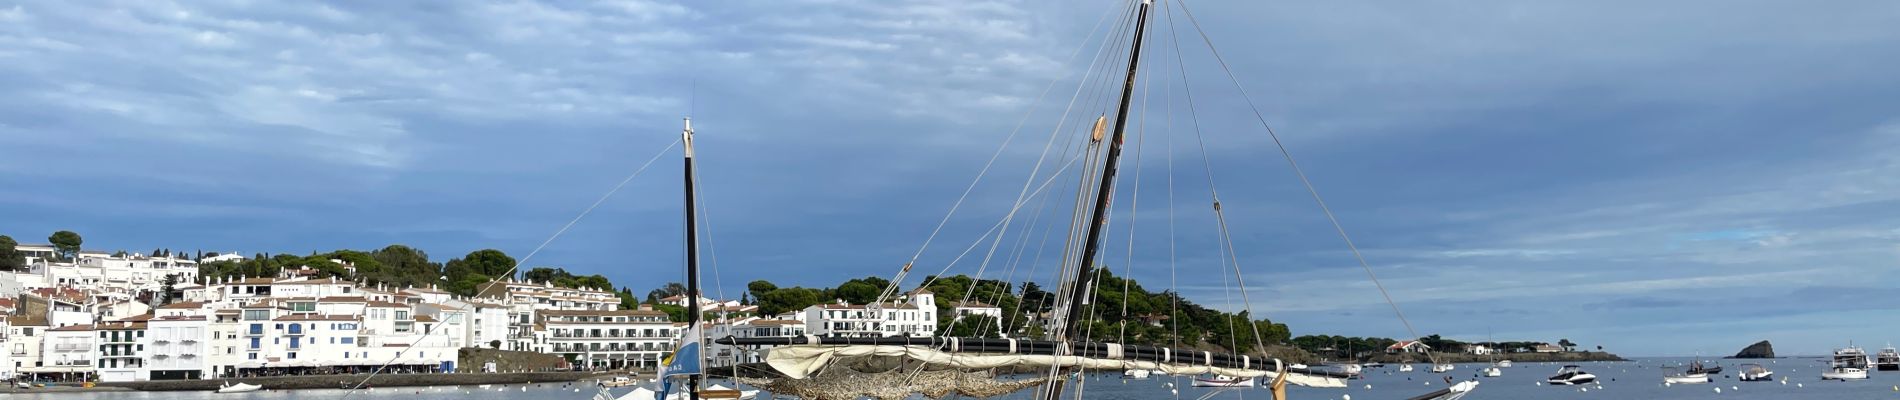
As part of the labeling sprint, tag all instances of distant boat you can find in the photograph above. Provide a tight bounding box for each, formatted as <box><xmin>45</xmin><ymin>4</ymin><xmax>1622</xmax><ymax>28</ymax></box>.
<box><xmin>1481</xmin><ymin>366</ymin><xmax>1501</xmax><ymax>377</ymax></box>
<box><xmin>215</xmin><ymin>382</ymin><xmax>262</xmax><ymax>394</ymax></box>
<box><xmin>1364</xmin><ymin>362</ymin><xmax>1385</xmax><ymax>368</ymax></box>
<box><xmin>1122</xmin><ymin>369</ymin><xmax>1151</xmax><ymax>379</ymax></box>
<box><xmin>1190</xmin><ymin>375</ymin><xmax>1256</xmax><ymax>388</ymax></box>
<box><xmin>1686</xmin><ymin>359</ymin><xmax>1722</xmax><ymax>375</ymax></box>
<box><xmin>1431</xmin><ymin>363</ymin><xmax>1455</xmax><ymax>373</ymax></box>
<box><xmin>1662</xmin><ymin>367</ymin><xmax>1711</xmax><ymax>384</ymax></box>
<box><xmin>1407</xmin><ymin>380</ymin><xmax>1480</xmax><ymax>400</ymax></box>
<box><xmin>1546</xmin><ymin>365</ymin><xmax>1597</xmax><ymax>385</ymax></box>
<box><xmin>1495</xmin><ymin>360</ymin><xmax>1512</xmax><ymax>368</ymax></box>
<box><xmin>1399</xmin><ymin>364</ymin><xmax>1415</xmax><ymax>372</ymax></box>
<box><xmin>1876</xmin><ymin>345</ymin><xmax>1899</xmax><ymax>371</ymax></box>
<box><xmin>1737</xmin><ymin>363</ymin><xmax>1774</xmax><ymax>382</ymax></box>
<box><xmin>1824</xmin><ymin>345</ymin><xmax>1871</xmax><ymax>380</ymax></box>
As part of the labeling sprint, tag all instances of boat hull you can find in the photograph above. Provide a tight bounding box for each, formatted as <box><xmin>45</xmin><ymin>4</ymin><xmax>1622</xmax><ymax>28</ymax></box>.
<box><xmin>1122</xmin><ymin>369</ymin><xmax>1152</xmax><ymax>379</ymax></box>
<box><xmin>1877</xmin><ymin>363</ymin><xmax>1900</xmax><ymax>371</ymax></box>
<box><xmin>1739</xmin><ymin>372</ymin><xmax>1774</xmax><ymax>382</ymax></box>
<box><xmin>1823</xmin><ymin>368</ymin><xmax>1869</xmax><ymax>380</ymax></box>
<box><xmin>215</xmin><ymin>383</ymin><xmax>262</xmax><ymax>394</ymax></box>
<box><xmin>1546</xmin><ymin>374</ymin><xmax>1596</xmax><ymax>385</ymax></box>
<box><xmin>1663</xmin><ymin>374</ymin><xmax>1710</xmax><ymax>384</ymax></box>
<box><xmin>1481</xmin><ymin>367</ymin><xmax>1501</xmax><ymax>377</ymax></box>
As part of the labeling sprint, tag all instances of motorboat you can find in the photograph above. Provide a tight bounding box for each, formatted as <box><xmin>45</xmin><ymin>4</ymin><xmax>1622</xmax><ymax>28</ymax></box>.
<box><xmin>1364</xmin><ymin>362</ymin><xmax>1385</xmax><ymax>368</ymax></box>
<box><xmin>1662</xmin><ymin>367</ymin><xmax>1711</xmax><ymax>384</ymax></box>
<box><xmin>1407</xmin><ymin>380</ymin><xmax>1480</xmax><ymax>400</ymax></box>
<box><xmin>1122</xmin><ymin>369</ymin><xmax>1151</xmax><ymax>379</ymax></box>
<box><xmin>1546</xmin><ymin>365</ymin><xmax>1597</xmax><ymax>385</ymax></box>
<box><xmin>706</xmin><ymin>384</ymin><xmax>759</xmax><ymax>400</ymax></box>
<box><xmin>1495</xmin><ymin>360</ymin><xmax>1513</xmax><ymax>368</ymax></box>
<box><xmin>1737</xmin><ymin>363</ymin><xmax>1774</xmax><ymax>381</ymax></box>
<box><xmin>1823</xmin><ymin>366</ymin><xmax>1868</xmax><ymax>380</ymax></box>
<box><xmin>1399</xmin><ymin>364</ymin><xmax>1415</xmax><ymax>372</ymax></box>
<box><xmin>1825</xmin><ymin>345</ymin><xmax>1872</xmax><ymax>380</ymax></box>
<box><xmin>216</xmin><ymin>382</ymin><xmax>263</xmax><ymax>393</ymax></box>
<box><xmin>1481</xmin><ymin>366</ymin><xmax>1501</xmax><ymax>377</ymax></box>
<box><xmin>1686</xmin><ymin>360</ymin><xmax>1722</xmax><ymax>375</ymax></box>
<box><xmin>1431</xmin><ymin>363</ymin><xmax>1455</xmax><ymax>373</ymax></box>
<box><xmin>1877</xmin><ymin>346</ymin><xmax>1900</xmax><ymax>371</ymax></box>
<box><xmin>1190</xmin><ymin>375</ymin><xmax>1256</xmax><ymax>388</ymax></box>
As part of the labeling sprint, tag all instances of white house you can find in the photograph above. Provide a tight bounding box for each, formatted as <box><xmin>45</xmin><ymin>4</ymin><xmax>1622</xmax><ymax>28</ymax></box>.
<box><xmin>1386</xmin><ymin>340</ymin><xmax>1431</xmax><ymax>354</ymax></box>
<box><xmin>95</xmin><ymin>318</ymin><xmax>148</xmax><ymax>382</ymax></box>
<box><xmin>538</xmin><ymin>309</ymin><xmax>675</xmax><ymax>370</ymax></box>
<box><xmin>35</xmin><ymin>324</ymin><xmax>97</xmax><ymax>380</ymax></box>
<box><xmin>800</xmin><ymin>289</ymin><xmax>937</xmax><ymax>338</ymax></box>
<box><xmin>144</xmin><ymin>315</ymin><xmax>210</xmax><ymax>380</ymax></box>
<box><xmin>1464</xmin><ymin>344</ymin><xmax>1494</xmax><ymax>356</ymax></box>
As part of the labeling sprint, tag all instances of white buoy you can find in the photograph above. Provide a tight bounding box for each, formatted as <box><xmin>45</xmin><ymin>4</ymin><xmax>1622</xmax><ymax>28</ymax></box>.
<box><xmin>1364</xmin><ymin>384</ymin><xmax>1372</xmax><ymax>390</ymax></box>
<box><xmin>1797</xmin><ymin>383</ymin><xmax>1804</xmax><ymax>388</ymax></box>
<box><xmin>1731</xmin><ymin>386</ymin><xmax>1738</xmax><ymax>391</ymax></box>
<box><xmin>1713</xmin><ymin>387</ymin><xmax>1721</xmax><ymax>394</ymax></box>
<box><xmin>1579</xmin><ymin>387</ymin><xmax>1588</xmax><ymax>392</ymax></box>
<box><xmin>1170</xmin><ymin>389</ymin><xmax>1178</xmax><ymax>395</ymax></box>
<box><xmin>1343</xmin><ymin>395</ymin><xmax>1351</xmax><ymax>400</ymax></box>
<box><xmin>1664</xmin><ymin>382</ymin><xmax>1672</xmax><ymax>387</ymax></box>
<box><xmin>1535</xmin><ymin>382</ymin><xmax>1543</xmax><ymax>386</ymax></box>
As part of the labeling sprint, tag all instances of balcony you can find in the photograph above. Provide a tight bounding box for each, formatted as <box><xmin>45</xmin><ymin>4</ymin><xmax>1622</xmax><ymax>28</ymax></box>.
<box><xmin>55</xmin><ymin>344</ymin><xmax>87</xmax><ymax>351</ymax></box>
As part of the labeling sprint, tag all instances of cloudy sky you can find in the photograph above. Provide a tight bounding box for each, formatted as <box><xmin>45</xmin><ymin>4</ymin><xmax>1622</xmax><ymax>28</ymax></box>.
<box><xmin>4</xmin><ymin>0</ymin><xmax>1898</xmax><ymax>356</ymax></box>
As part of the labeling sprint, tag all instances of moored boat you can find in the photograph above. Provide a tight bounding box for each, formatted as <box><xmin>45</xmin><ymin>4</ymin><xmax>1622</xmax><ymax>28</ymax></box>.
<box><xmin>1825</xmin><ymin>345</ymin><xmax>1872</xmax><ymax>380</ymax></box>
<box><xmin>215</xmin><ymin>382</ymin><xmax>263</xmax><ymax>393</ymax></box>
<box><xmin>1399</xmin><ymin>364</ymin><xmax>1415</xmax><ymax>372</ymax></box>
<box><xmin>1122</xmin><ymin>369</ymin><xmax>1151</xmax><ymax>379</ymax></box>
<box><xmin>1481</xmin><ymin>366</ymin><xmax>1501</xmax><ymax>377</ymax></box>
<box><xmin>1546</xmin><ymin>365</ymin><xmax>1597</xmax><ymax>385</ymax></box>
<box><xmin>1662</xmin><ymin>367</ymin><xmax>1710</xmax><ymax>384</ymax></box>
<box><xmin>1737</xmin><ymin>363</ymin><xmax>1773</xmax><ymax>381</ymax></box>
<box><xmin>1495</xmin><ymin>360</ymin><xmax>1512</xmax><ymax>368</ymax></box>
<box><xmin>1876</xmin><ymin>345</ymin><xmax>1899</xmax><ymax>371</ymax></box>
<box><xmin>1430</xmin><ymin>363</ymin><xmax>1455</xmax><ymax>373</ymax></box>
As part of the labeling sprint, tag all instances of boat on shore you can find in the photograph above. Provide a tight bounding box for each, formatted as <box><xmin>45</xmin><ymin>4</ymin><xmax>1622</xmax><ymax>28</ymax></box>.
<box><xmin>1546</xmin><ymin>365</ymin><xmax>1597</xmax><ymax>385</ymax></box>
<box><xmin>1738</xmin><ymin>363</ymin><xmax>1774</xmax><ymax>381</ymax></box>
<box><xmin>215</xmin><ymin>382</ymin><xmax>262</xmax><ymax>393</ymax></box>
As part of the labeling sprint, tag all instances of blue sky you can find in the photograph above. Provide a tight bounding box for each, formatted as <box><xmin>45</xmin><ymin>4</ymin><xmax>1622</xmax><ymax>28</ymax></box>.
<box><xmin>3</xmin><ymin>0</ymin><xmax>1899</xmax><ymax>356</ymax></box>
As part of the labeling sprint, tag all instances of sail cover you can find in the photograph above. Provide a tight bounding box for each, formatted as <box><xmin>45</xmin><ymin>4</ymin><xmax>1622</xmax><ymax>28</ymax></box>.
<box><xmin>760</xmin><ymin>344</ymin><xmax>1347</xmax><ymax>388</ymax></box>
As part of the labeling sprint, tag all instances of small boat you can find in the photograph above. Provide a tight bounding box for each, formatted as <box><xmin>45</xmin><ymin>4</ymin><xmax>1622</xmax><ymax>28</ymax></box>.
<box><xmin>1481</xmin><ymin>366</ymin><xmax>1501</xmax><ymax>377</ymax></box>
<box><xmin>1686</xmin><ymin>359</ymin><xmax>1722</xmax><ymax>375</ymax></box>
<box><xmin>216</xmin><ymin>382</ymin><xmax>263</xmax><ymax>393</ymax></box>
<box><xmin>1399</xmin><ymin>364</ymin><xmax>1415</xmax><ymax>372</ymax></box>
<box><xmin>1122</xmin><ymin>369</ymin><xmax>1151</xmax><ymax>379</ymax></box>
<box><xmin>1408</xmin><ymin>380</ymin><xmax>1481</xmax><ymax>400</ymax></box>
<box><xmin>1495</xmin><ymin>360</ymin><xmax>1513</xmax><ymax>368</ymax></box>
<box><xmin>15</xmin><ymin>381</ymin><xmax>32</xmax><ymax>389</ymax></box>
<box><xmin>1546</xmin><ymin>365</ymin><xmax>1597</xmax><ymax>385</ymax></box>
<box><xmin>1431</xmin><ymin>363</ymin><xmax>1455</xmax><ymax>373</ymax></box>
<box><xmin>1364</xmin><ymin>362</ymin><xmax>1384</xmax><ymax>368</ymax></box>
<box><xmin>1877</xmin><ymin>345</ymin><xmax>1899</xmax><ymax>371</ymax></box>
<box><xmin>1823</xmin><ymin>366</ymin><xmax>1868</xmax><ymax>380</ymax></box>
<box><xmin>1190</xmin><ymin>375</ymin><xmax>1256</xmax><ymax>387</ymax></box>
<box><xmin>602</xmin><ymin>376</ymin><xmax>638</xmax><ymax>387</ymax></box>
<box><xmin>706</xmin><ymin>384</ymin><xmax>759</xmax><ymax>400</ymax></box>
<box><xmin>1738</xmin><ymin>363</ymin><xmax>1774</xmax><ymax>381</ymax></box>
<box><xmin>1662</xmin><ymin>367</ymin><xmax>1711</xmax><ymax>384</ymax></box>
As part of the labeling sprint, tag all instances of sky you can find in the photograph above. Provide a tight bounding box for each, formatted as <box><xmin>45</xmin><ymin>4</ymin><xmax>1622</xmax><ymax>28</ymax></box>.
<box><xmin>3</xmin><ymin>0</ymin><xmax>1899</xmax><ymax>357</ymax></box>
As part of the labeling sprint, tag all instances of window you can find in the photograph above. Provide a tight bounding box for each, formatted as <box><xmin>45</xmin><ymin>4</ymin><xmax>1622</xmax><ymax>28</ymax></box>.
<box><xmin>248</xmin><ymin>353</ymin><xmax>258</xmax><ymax>360</ymax></box>
<box><xmin>341</xmin><ymin>337</ymin><xmax>354</xmax><ymax>344</ymax></box>
<box><xmin>288</xmin><ymin>352</ymin><xmax>297</xmax><ymax>359</ymax></box>
<box><xmin>290</xmin><ymin>302</ymin><xmax>315</xmax><ymax>312</ymax></box>
<box><xmin>248</xmin><ymin>324</ymin><xmax>263</xmax><ymax>335</ymax></box>
<box><xmin>244</xmin><ymin>310</ymin><xmax>269</xmax><ymax>320</ymax></box>
<box><xmin>395</xmin><ymin>310</ymin><xmax>409</xmax><ymax>320</ymax></box>
<box><xmin>249</xmin><ymin>338</ymin><xmax>260</xmax><ymax>349</ymax></box>
<box><xmin>290</xmin><ymin>340</ymin><xmax>300</xmax><ymax>349</ymax></box>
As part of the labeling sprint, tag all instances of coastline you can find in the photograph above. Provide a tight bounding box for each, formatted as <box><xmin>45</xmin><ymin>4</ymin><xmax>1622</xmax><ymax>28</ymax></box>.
<box><xmin>1361</xmin><ymin>351</ymin><xmax>1627</xmax><ymax>364</ymax></box>
<box><xmin>52</xmin><ymin>371</ymin><xmax>629</xmax><ymax>392</ymax></box>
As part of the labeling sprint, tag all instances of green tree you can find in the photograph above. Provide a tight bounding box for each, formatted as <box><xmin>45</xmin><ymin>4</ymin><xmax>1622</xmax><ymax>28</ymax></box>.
<box><xmin>1558</xmin><ymin>339</ymin><xmax>1576</xmax><ymax>352</ymax></box>
<box><xmin>757</xmin><ymin>287</ymin><xmax>825</xmax><ymax>316</ymax></box>
<box><xmin>617</xmin><ymin>288</ymin><xmax>639</xmax><ymax>310</ymax></box>
<box><xmin>834</xmin><ymin>281</ymin><xmax>880</xmax><ymax>304</ymax></box>
<box><xmin>366</xmin><ymin>245</ymin><xmax>441</xmax><ymax>288</ymax></box>
<box><xmin>0</xmin><ymin>235</ymin><xmax>23</xmax><ymax>271</ymax></box>
<box><xmin>946</xmin><ymin>314</ymin><xmax>1002</xmax><ymax>338</ymax></box>
<box><xmin>747</xmin><ymin>280</ymin><xmax>778</xmax><ymax>301</ymax></box>
<box><xmin>48</xmin><ymin>230</ymin><xmax>82</xmax><ymax>260</ymax></box>
<box><xmin>652</xmin><ymin>303</ymin><xmax>689</xmax><ymax>322</ymax></box>
<box><xmin>444</xmin><ymin>249</ymin><xmax>516</xmax><ymax>295</ymax></box>
<box><xmin>158</xmin><ymin>274</ymin><xmax>180</xmax><ymax>305</ymax></box>
<box><xmin>646</xmin><ymin>282</ymin><xmax>687</xmax><ymax>303</ymax></box>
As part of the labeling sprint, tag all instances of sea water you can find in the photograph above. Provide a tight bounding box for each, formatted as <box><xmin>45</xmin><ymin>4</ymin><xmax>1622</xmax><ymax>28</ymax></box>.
<box><xmin>13</xmin><ymin>357</ymin><xmax>1899</xmax><ymax>400</ymax></box>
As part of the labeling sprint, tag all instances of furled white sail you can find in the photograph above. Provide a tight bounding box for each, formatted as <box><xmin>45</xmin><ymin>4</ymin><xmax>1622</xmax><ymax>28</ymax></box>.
<box><xmin>761</xmin><ymin>345</ymin><xmax>1347</xmax><ymax>388</ymax></box>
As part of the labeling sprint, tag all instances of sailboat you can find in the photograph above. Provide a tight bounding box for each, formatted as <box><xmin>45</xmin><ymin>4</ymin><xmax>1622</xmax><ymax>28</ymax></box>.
<box><xmin>712</xmin><ymin>1</ymin><xmax>1477</xmax><ymax>399</ymax></box>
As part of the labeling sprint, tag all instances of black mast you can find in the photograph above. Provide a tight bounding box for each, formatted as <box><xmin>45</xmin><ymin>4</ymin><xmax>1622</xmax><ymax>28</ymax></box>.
<box><xmin>682</xmin><ymin>117</ymin><xmax>703</xmax><ymax>400</ymax></box>
<box><xmin>1062</xmin><ymin>0</ymin><xmax>1152</xmax><ymax>340</ymax></box>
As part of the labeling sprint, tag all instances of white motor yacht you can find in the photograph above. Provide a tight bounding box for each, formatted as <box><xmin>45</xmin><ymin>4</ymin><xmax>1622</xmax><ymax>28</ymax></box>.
<box><xmin>1546</xmin><ymin>365</ymin><xmax>1597</xmax><ymax>385</ymax></box>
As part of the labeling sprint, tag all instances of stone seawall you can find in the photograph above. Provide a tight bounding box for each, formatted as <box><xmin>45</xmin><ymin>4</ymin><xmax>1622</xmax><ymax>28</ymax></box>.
<box><xmin>98</xmin><ymin>371</ymin><xmax>619</xmax><ymax>392</ymax></box>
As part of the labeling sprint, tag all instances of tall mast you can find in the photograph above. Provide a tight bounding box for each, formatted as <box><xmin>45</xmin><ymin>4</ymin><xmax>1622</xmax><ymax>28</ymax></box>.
<box><xmin>1061</xmin><ymin>0</ymin><xmax>1152</xmax><ymax>340</ymax></box>
<box><xmin>682</xmin><ymin>117</ymin><xmax>703</xmax><ymax>400</ymax></box>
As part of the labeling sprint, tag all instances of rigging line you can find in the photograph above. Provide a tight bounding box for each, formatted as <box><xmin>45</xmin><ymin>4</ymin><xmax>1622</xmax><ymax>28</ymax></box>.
<box><xmin>882</xmin><ymin>0</ymin><xmax>1127</xmax><ymax>306</ymax></box>
<box><xmin>1161</xmin><ymin>1</ymin><xmax>1182</xmax><ymax>396</ymax></box>
<box><xmin>1160</xmin><ymin>0</ymin><xmax>1273</xmax><ymax>364</ymax></box>
<box><xmin>983</xmin><ymin>100</ymin><xmax>1092</xmax><ymax>339</ymax></box>
<box><xmin>1118</xmin><ymin>8</ymin><xmax>1161</xmax><ymax>344</ymax></box>
<box><xmin>339</xmin><ymin>136</ymin><xmax>682</xmax><ymax>399</ymax></box>
<box><xmin>917</xmin><ymin>149</ymin><xmax>1094</xmax><ymax>285</ymax></box>
<box><xmin>1173</xmin><ymin>0</ymin><xmax>1433</xmax><ymax>357</ymax></box>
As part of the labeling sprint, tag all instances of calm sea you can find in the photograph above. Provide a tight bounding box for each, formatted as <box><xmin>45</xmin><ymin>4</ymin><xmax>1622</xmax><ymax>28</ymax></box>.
<box><xmin>12</xmin><ymin>357</ymin><xmax>1897</xmax><ymax>400</ymax></box>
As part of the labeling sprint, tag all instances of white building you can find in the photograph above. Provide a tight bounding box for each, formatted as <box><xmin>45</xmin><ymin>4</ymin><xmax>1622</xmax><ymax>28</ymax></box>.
<box><xmin>6</xmin><ymin>315</ymin><xmax>48</xmax><ymax>378</ymax></box>
<box><xmin>35</xmin><ymin>324</ymin><xmax>96</xmax><ymax>380</ymax></box>
<box><xmin>950</xmin><ymin>300</ymin><xmax>1004</xmax><ymax>337</ymax></box>
<box><xmin>145</xmin><ymin>314</ymin><xmax>210</xmax><ymax>380</ymax></box>
<box><xmin>800</xmin><ymin>289</ymin><xmax>936</xmax><ymax>338</ymax></box>
<box><xmin>710</xmin><ymin>319</ymin><xmax>806</xmax><ymax>367</ymax></box>
<box><xmin>95</xmin><ymin>318</ymin><xmax>148</xmax><ymax>382</ymax></box>
<box><xmin>537</xmin><ymin>309</ymin><xmax>675</xmax><ymax>370</ymax></box>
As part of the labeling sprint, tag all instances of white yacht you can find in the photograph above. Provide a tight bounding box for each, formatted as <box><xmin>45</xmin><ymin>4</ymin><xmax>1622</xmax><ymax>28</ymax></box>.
<box><xmin>1494</xmin><ymin>360</ymin><xmax>1512</xmax><ymax>368</ymax></box>
<box><xmin>1824</xmin><ymin>345</ymin><xmax>1871</xmax><ymax>380</ymax></box>
<box><xmin>1122</xmin><ymin>369</ymin><xmax>1151</xmax><ymax>379</ymax></box>
<box><xmin>1481</xmin><ymin>366</ymin><xmax>1501</xmax><ymax>377</ymax></box>
<box><xmin>1546</xmin><ymin>365</ymin><xmax>1597</xmax><ymax>385</ymax></box>
<box><xmin>1399</xmin><ymin>364</ymin><xmax>1415</xmax><ymax>372</ymax></box>
<box><xmin>1661</xmin><ymin>367</ymin><xmax>1711</xmax><ymax>384</ymax></box>
<box><xmin>1431</xmin><ymin>363</ymin><xmax>1455</xmax><ymax>373</ymax></box>
<box><xmin>1876</xmin><ymin>345</ymin><xmax>1899</xmax><ymax>371</ymax></box>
